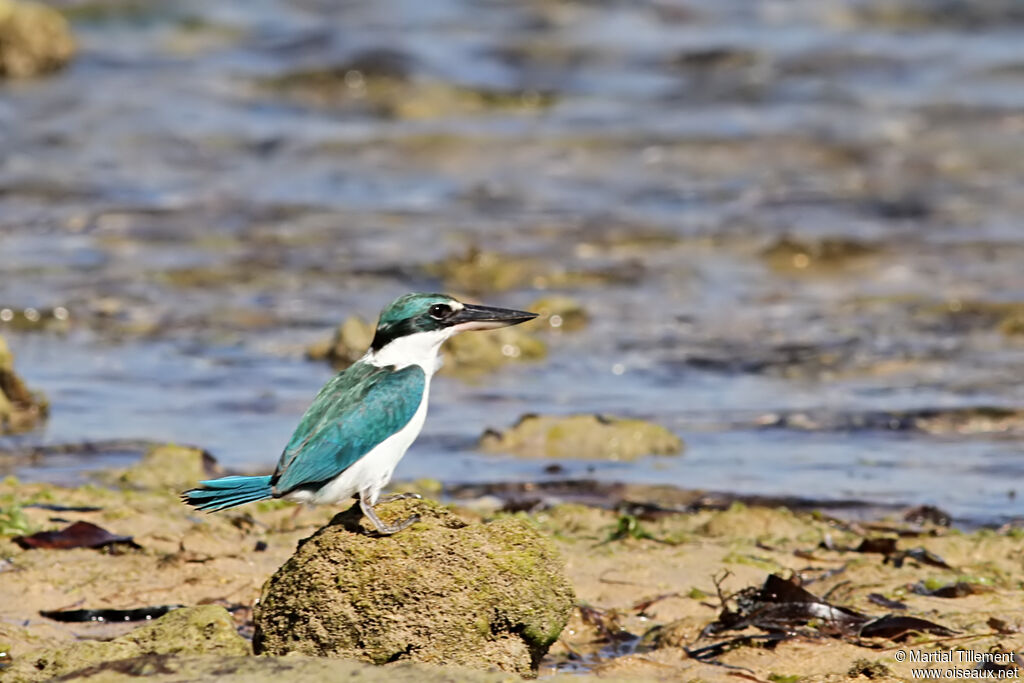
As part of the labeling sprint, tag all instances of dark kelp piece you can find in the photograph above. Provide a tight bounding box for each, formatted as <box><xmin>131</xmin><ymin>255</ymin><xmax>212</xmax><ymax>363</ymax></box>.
<box><xmin>13</xmin><ymin>521</ymin><xmax>141</xmax><ymax>550</ymax></box>
<box><xmin>987</xmin><ymin>617</ymin><xmax>1020</xmax><ymax>635</ymax></box>
<box><xmin>855</xmin><ymin>537</ymin><xmax>898</xmax><ymax>554</ymax></box>
<box><xmin>903</xmin><ymin>505</ymin><xmax>952</xmax><ymax>527</ymax></box>
<box><xmin>858</xmin><ymin>615</ymin><xmax>957</xmax><ymax>640</ymax></box>
<box><xmin>866</xmin><ymin>593</ymin><xmax>907</xmax><ymax>610</ymax></box>
<box><xmin>722</xmin><ymin>574</ymin><xmax>866</xmax><ymax>635</ymax></box>
<box><xmin>885</xmin><ymin>546</ymin><xmax>953</xmax><ymax>570</ymax></box>
<box><xmin>41</xmin><ymin>605</ymin><xmax>183</xmax><ymax>623</ymax></box>
<box><xmin>23</xmin><ymin>503</ymin><xmax>103</xmax><ymax>513</ymax></box>
<box><xmin>911</xmin><ymin>581</ymin><xmax>988</xmax><ymax>598</ymax></box>
<box><xmin>693</xmin><ymin>574</ymin><xmax>955</xmax><ymax>665</ymax></box>
<box><xmin>708</xmin><ymin>573</ymin><xmax>868</xmax><ymax>638</ymax></box>
<box><xmin>825</xmin><ymin>536</ymin><xmax>955</xmax><ymax>571</ymax></box>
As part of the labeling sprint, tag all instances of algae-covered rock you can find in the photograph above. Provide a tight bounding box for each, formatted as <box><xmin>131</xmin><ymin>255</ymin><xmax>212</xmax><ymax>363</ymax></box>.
<box><xmin>917</xmin><ymin>299</ymin><xmax>1024</xmax><ymax>338</ymax></box>
<box><xmin>0</xmin><ymin>335</ymin><xmax>48</xmax><ymax>434</ymax></box>
<box><xmin>761</xmin><ymin>235</ymin><xmax>880</xmax><ymax>274</ymax></box>
<box><xmin>445</xmin><ymin>324</ymin><xmax>546</xmax><ymax>373</ymax></box>
<box><xmin>307</xmin><ymin>315</ymin><xmax>546</xmax><ymax>375</ymax></box>
<box><xmin>698</xmin><ymin>502</ymin><xmax>816</xmax><ymax>542</ymax></box>
<box><xmin>103</xmin><ymin>444</ymin><xmax>218</xmax><ymax>491</ymax></box>
<box><xmin>116</xmin><ymin>605</ymin><xmax>248</xmax><ymax>655</ymax></box>
<box><xmin>427</xmin><ymin>248</ymin><xmax>635</xmax><ymax>294</ymax></box>
<box><xmin>0</xmin><ymin>0</ymin><xmax>75</xmax><ymax>78</ymax></box>
<box><xmin>528</xmin><ymin>296</ymin><xmax>588</xmax><ymax>332</ymax></box>
<box><xmin>0</xmin><ymin>305</ymin><xmax>71</xmax><ymax>332</ymax></box>
<box><xmin>5</xmin><ymin>605</ymin><xmax>249</xmax><ymax>682</ymax></box>
<box><xmin>257</xmin><ymin>49</ymin><xmax>555</xmax><ymax>120</ymax></box>
<box><xmin>306</xmin><ymin>315</ymin><xmax>374</xmax><ymax>368</ymax></box>
<box><xmin>50</xmin><ymin>655</ymin><xmax>526</xmax><ymax>683</ymax></box>
<box><xmin>253</xmin><ymin>499</ymin><xmax>574</xmax><ymax>675</ymax></box>
<box><xmin>479</xmin><ymin>414</ymin><xmax>683</xmax><ymax>461</ymax></box>
<box><xmin>1000</xmin><ymin>310</ymin><xmax>1024</xmax><ymax>336</ymax></box>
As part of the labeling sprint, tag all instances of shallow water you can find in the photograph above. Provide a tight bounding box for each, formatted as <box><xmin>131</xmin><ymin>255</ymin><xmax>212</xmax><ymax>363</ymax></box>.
<box><xmin>2</xmin><ymin>0</ymin><xmax>1023</xmax><ymax>525</ymax></box>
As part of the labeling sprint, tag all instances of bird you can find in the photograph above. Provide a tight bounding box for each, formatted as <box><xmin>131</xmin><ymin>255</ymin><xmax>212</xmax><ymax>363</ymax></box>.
<box><xmin>181</xmin><ymin>293</ymin><xmax>536</xmax><ymax>534</ymax></box>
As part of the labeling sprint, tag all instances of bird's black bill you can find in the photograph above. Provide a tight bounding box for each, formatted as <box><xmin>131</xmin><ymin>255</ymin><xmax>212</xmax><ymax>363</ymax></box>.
<box><xmin>450</xmin><ymin>303</ymin><xmax>537</xmax><ymax>330</ymax></box>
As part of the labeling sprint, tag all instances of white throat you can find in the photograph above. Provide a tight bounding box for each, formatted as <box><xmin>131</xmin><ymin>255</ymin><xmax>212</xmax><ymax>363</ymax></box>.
<box><xmin>363</xmin><ymin>328</ymin><xmax>454</xmax><ymax>374</ymax></box>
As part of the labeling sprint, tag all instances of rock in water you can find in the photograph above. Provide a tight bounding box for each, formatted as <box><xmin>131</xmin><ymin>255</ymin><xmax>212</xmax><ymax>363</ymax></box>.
<box><xmin>479</xmin><ymin>413</ymin><xmax>683</xmax><ymax>461</ymax></box>
<box><xmin>253</xmin><ymin>499</ymin><xmax>574</xmax><ymax>675</ymax></box>
<box><xmin>0</xmin><ymin>0</ymin><xmax>75</xmax><ymax>78</ymax></box>
<box><xmin>105</xmin><ymin>443</ymin><xmax>219</xmax><ymax>491</ymax></box>
<box><xmin>0</xmin><ymin>334</ymin><xmax>48</xmax><ymax>433</ymax></box>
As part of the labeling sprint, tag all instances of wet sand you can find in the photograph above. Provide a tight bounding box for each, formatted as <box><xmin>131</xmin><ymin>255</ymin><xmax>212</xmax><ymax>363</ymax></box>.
<box><xmin>1</xmin><ymin>456</ymin><xmax>1022</xmax><ymax>680</ymax></box>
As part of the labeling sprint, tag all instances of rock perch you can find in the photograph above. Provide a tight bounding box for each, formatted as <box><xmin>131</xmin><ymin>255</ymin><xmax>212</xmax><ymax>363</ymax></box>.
<box><xmin>253</xmin><ymin>499</ymin><xmax>574</xmax><ymax>675</ymax></box>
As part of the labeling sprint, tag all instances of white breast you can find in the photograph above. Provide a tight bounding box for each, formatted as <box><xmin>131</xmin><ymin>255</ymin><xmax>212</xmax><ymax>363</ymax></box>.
<box><xmin>285</xmin><ymin>379</ymin><xmax>431</xmax><ymax>506</ymax></box>
<box><xmin>366</xmin><ymin>327</ymin><xmax>452</xmax><ymax>373</ymax></box>
<box><xmin>282</xmin><ymin>328</ymin><xmax>448</xmax><ymax>507</ymax></box>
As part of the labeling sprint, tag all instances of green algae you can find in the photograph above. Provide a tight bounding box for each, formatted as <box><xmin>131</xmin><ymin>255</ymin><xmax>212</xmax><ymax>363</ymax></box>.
<box><xmin>0</xmin><ymin>504</ymin><xmax>32</xmax><ymax>536</ymax></box>
<box><xmin>253</xmin><ymin>499</ymin><xmax>574</xmax><ymax>675</ymax></box>
<box><xmin>479</xmin><ymin>413</ymin><xmax>683</xmax><ymax>461</ymax></box>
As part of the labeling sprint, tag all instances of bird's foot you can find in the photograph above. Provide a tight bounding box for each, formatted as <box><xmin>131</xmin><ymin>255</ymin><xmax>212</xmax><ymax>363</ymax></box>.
<box><xmin>360</xmin><ymin>495</ymin><xmax>420</xmax><ymax>536</ymax></box>
<box><xmin>376</xmin><ymin>492</ymin><xmax>422</xmax><ymax>505</ymax></box>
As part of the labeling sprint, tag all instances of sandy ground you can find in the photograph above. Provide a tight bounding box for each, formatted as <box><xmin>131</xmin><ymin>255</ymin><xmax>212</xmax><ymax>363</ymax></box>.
<box><xmin>1</xmin><ymin>457</ymin><xmax>1022</xmax><ymax>681</ymax></box>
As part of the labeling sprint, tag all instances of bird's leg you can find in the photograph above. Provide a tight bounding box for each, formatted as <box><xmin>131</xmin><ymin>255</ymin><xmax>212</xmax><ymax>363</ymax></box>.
<box><xmin>376</xmin><ymin>492</ymin><xmax>422</xmax><ymax>504</ymax></box>
<box><xmin>359</xmin><ymin>491</ymin><xmax>420</xmax><ymax>535</ymax></box>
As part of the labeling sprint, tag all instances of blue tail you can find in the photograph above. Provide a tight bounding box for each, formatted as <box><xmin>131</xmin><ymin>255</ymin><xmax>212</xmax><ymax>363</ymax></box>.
<box><xmin>181</xmin><ymin>475</ymin><xmax>274</xmax><ymax>512</ymax></box>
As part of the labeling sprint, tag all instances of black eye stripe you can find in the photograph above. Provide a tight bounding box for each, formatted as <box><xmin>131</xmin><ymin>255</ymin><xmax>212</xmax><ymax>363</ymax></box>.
<box><xmin>371</xmin><ymin>303</ymin><xmax>454</xmax><ymax>352</ymax></box>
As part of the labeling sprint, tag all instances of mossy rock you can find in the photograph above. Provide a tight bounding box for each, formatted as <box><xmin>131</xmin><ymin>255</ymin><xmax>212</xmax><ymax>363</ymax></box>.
<box><xmin>50</xmin><ymin>655</ymin><xmax>529</xmax><ymax>682</ymax></box>
<box><xmin>916</xmin><ymin>299</ymin><xmax>1024</xmax><ymax>337</ymax></box>
<box><xmin>0</xmin><ymin>0</ymin><xmax>75</xmax><ymax>78</ymax></box>
<box><xmin>102</xmin><ymin>444</ymin><xmax>218</xmax><ymax>492</ymax></box>
<box><xmin>426</xmin><ymin>248</ymin><xmax>635</xmax><ymax>294</ymax></box>
<box><xmin>1000</xmin><ymin>310</ymin><xmax>1024</xmax><ymax>336</ymax></box>
<box><xmin>0</xmin><ymin>335</ymin><xmax>48</xmax><ymax>434</ymax></box>
<box><xmin>253</xmin><ymin>499</ymin><xmax>574</xmax><ymax>675</ymax></box>
<box><xmin>257</xmin><ymin>50</ymin><xmax>555</xmax><ymax>121</ymax></box>
<box><xmin>307</xmin><ymin>315</ymin><xmax>545</xmax><ymax>375</ymax></box>
<box><xmin>479</xmin><ymin>414</ymin><xmax>683</xmax><ymax>461</ymax></box>
<box><xmin>761</xmin><ymin>235</ymin><xmax>880</xmax><ymax>274</ymax></box>
<box><xmin>528</xmin><ymin>296</ymin><xmax>588</xmax><ymax>332</ymax></box>
<box><xmin>698</xmin><ymin>503</ymin><xmax>814</xmax><ymax>542</ymax></box>
<box><xmin>4</xmin><ymin>605</ymin><xmax>249</xmax><ymax>682</ymax></box>
<box><xmin>444</xmin><ymin>324</ymin><xmax>546</xmax><ymax>373</ymax></box>
<box><xmin>306</xmin><ymin>316</ymin><xmax>375</xmax><ymax>367</ymax></box>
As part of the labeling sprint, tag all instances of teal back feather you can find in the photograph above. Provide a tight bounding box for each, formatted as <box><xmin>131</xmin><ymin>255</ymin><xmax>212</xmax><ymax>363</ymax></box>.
<box><xmin>270</xmin><ymin>361</ymin><xmax>426</xmax><ymax>495</ymax></box>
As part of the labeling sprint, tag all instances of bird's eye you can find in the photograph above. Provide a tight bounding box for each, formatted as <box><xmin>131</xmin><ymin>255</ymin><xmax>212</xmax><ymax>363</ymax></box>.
<box><xmin>429</xmin><ymin>303</ymin><xmax>452</xmax><ymax>320</ymax></box>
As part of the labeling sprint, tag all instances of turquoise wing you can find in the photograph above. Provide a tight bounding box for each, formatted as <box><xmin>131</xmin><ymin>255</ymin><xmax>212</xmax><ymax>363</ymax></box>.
<box><xmin>270</xmin><ymin>362</ymin><xmax>426</xmax><ymax>495</ymax></box>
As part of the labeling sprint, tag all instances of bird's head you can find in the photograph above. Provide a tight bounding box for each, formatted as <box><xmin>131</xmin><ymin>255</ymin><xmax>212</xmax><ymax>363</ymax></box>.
<box><xmin>369</xmin><ymin>293</ymin><xmax>536</xmax><ymax>361</ymax></box>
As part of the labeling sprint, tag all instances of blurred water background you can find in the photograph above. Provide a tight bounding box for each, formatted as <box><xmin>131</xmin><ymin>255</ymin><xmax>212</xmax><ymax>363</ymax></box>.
<box><xmin>1</xmin><ymin>0</ymin><xmax>1023</xmax><ymax>525</ymax></box>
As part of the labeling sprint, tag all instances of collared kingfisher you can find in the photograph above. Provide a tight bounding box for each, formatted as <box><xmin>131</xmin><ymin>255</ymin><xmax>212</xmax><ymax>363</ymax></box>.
<box><xmin>182</xmin><ymin>293</ymin><xmax>536</xmax><ymax>534</ymax></box>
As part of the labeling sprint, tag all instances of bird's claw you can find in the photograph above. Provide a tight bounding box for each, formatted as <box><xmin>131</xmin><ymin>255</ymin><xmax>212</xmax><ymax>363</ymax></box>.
<box><xmin>360</xmin><ymin>495</ymin><xmax>421</xmax><ymax>535</ymax></box>
<box><xmin>377</xmin><ymin>492</ymin><xmax>422</xmax><ymax>504</ymax></box>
